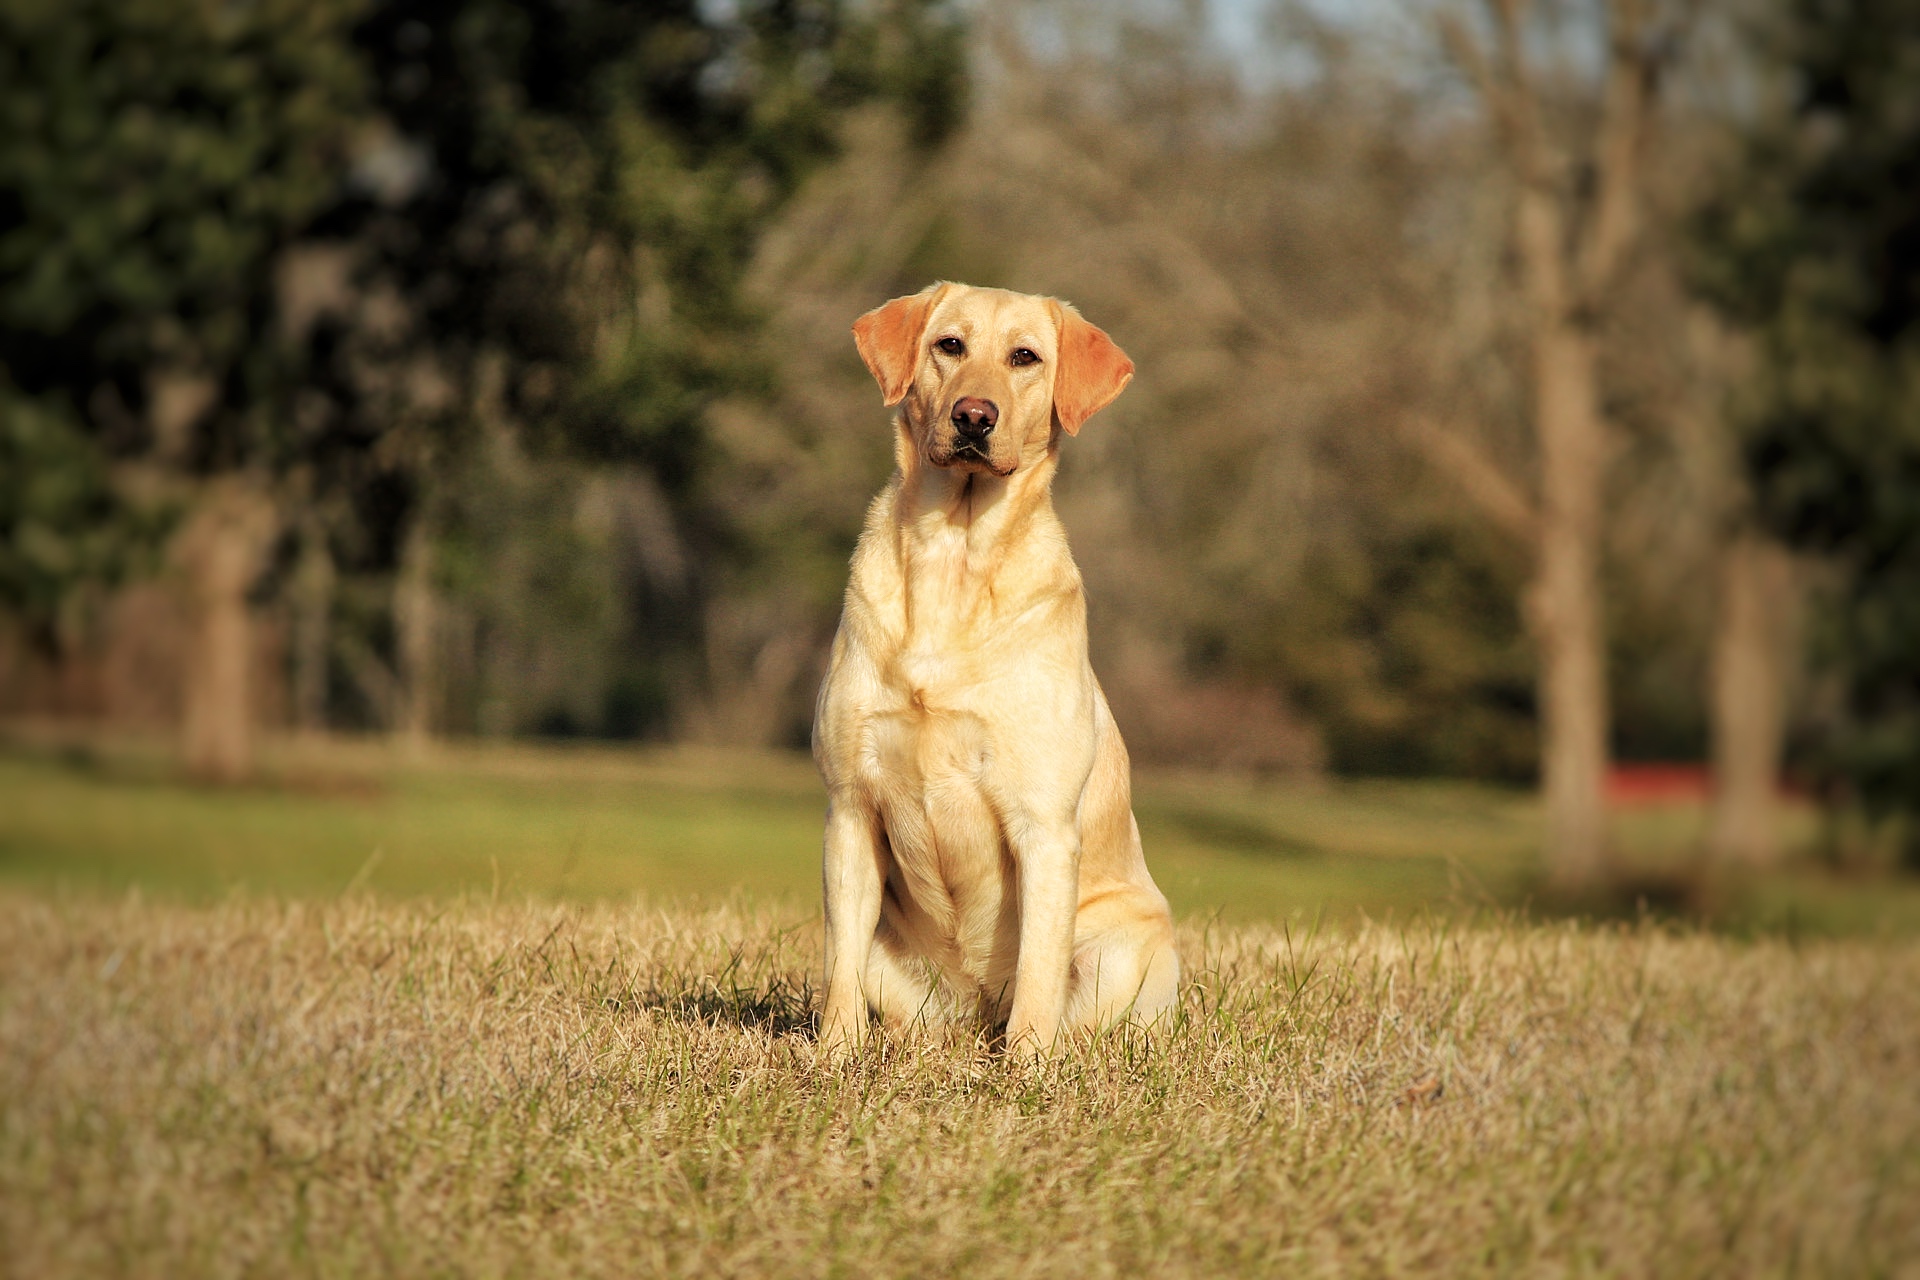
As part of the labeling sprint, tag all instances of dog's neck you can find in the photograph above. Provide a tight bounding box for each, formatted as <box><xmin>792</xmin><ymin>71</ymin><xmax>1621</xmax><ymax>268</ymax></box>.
<box><xmin>886</xmin><ymin>425</ymin><xmax>1067</xmax><ymax>645</ymax></box>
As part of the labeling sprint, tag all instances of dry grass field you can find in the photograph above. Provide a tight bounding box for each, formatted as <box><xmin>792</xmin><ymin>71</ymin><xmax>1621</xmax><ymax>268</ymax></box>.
<box><xmin>5</xmin><ymin>891</ymin><xmax>1917</xmax><ymax>1278</ymax></box>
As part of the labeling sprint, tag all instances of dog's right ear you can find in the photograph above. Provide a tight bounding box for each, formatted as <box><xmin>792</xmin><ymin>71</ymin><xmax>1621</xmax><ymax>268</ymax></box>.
<box><xmin>852</xmin><ymin>283</ymin><xmax>947</xmax><ymax>406</ymax></box>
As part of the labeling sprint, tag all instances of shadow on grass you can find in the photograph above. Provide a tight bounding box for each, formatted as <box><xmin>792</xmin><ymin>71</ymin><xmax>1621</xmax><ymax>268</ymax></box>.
<box><xmin>610</xmin><ymin>947</ymin><xmax>818</xmax><ymax>1037</ymax></box>
<box><xmin>1150</xmin><ymin>806</ymin><xmax>1324</xmax><ymax>860</ymax></box>
<box><xmin>1515</xmin><ymin>865</ymin><xmax>1892</xmax><ymax>940</ymax></box>
<box><xmin>5</xmin><ymin>732</ymin><xmax>390</xmax><ymax>801</ymax></box>
<box><xmin>1529</xmin><ymin>871</ymin><xmax>1710</xmax><ymax>921</ymax></box>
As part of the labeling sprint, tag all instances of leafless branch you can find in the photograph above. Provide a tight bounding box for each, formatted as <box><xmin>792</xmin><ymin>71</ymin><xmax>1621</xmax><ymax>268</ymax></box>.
<box><xmin>1486</xmin><ymin>0</ymin><xmax>1559</xmax><ymax>190</ymax></box>
<box><xmin>1437</xmin><ymin>11</ymin><xmax>1501</xmax><ymax>117</ymax></box>
<box><xmin>1398</xmin><ymin>415</ymin><xmax>1540</xmax><ymax>546</ymax></box>
<box><xmin>1574</xmin><ymin>0</ymin><xmax>1657</xmax><ymax>305</ymax></box>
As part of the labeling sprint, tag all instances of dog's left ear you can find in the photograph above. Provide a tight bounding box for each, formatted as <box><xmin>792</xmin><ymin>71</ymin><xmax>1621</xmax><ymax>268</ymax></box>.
<box><xmin>1050</xmin><ymin>302</ymin><xmax>1135</xmax><ymax>436</ymax></box>
<box><xmin>852</xmin><ymin>283</ymin><xmax>947</xmax><ymax>406</ymax></box>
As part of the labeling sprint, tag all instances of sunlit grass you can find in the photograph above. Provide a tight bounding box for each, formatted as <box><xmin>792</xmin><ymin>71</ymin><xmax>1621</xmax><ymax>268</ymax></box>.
<box><xmin>3</xmin><ymin>893</ymin><xmax>1915</xmax><ymax>1277</ymax></box>
<box><xmin>3</xmin><ymin>734</ymin><xmax>1917</xmax><ymax>1274</ymax></box>
<box><xmin>0</xmin><ymin>737</ymin><xmax>821</xmax><ymax>903</ymax></box>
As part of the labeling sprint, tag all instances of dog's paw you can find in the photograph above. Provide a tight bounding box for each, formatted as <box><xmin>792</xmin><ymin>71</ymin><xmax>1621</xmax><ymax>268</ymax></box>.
<box><xmin>815</xmin><ymin>1018</ymin><xmax>864</xmax><ymax>1064</ymax></box>
<box><xmin>1002</xmin><ymin>1025</ymin><xmax>1060</xmax><ymax>1061</ymax></box>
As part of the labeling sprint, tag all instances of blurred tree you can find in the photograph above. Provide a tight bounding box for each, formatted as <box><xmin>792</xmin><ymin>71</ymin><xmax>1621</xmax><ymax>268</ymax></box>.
<box><xmin>1695</xmin><ymin>0</ymin><xmax>1920</xmax><ymax>864</ymax></box>
<box><xmin>0</xmin><ymin>0</ymin><xmax>371</xmax><ymax>776</ymax></box>
<box><xmin>0</xmin><ymin>391</ymin><xmax>146</xmax><ymax>645</ymax></box>
<box><xmin>0</xmin><ymin>0</ymin><xmax>964</xmax><ymax>762</ymax></box>
<box><xmin>1704</xmin><ymin>528</ymin><xmax>1796</xmax><ymax>868</ymax></box>
<box><xmin>289</xmin><ymin>0</ymin><xmax>965</xmax><ymax>748</ymax></box>
<box><xmin>9</xmin><ymin>0</ymin><xmax>1766</xmax><ymax>800</ymax></box>
<box><xmin>1431</xmin><ymin>0</ymin><xmax>1675</xmax><ymax>894</ymax></box>
<box><xmin>744</xmin><ymin>0</ymin><xmax>1544</xmax><ymax>777</ymax></box>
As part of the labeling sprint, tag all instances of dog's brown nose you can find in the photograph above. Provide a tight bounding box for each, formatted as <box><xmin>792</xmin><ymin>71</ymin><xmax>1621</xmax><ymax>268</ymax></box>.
<box><xmin>951</xmin><ymin>397</ymin><xmax>998</xmax><ymax>440</ymax></box>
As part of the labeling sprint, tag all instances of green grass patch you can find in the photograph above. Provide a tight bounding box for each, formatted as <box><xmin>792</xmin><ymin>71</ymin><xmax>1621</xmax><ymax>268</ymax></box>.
<box><xmin>1</xmin><ymin>731</ymin><xmax>1916</xmax><ymax>934</ymax></box>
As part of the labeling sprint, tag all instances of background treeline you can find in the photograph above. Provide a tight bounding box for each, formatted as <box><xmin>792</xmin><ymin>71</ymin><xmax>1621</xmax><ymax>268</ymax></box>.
<box><xmin>2</xmin><ymin>0</ymin><xmax>1915</xmax><ymax>876</ymax></box>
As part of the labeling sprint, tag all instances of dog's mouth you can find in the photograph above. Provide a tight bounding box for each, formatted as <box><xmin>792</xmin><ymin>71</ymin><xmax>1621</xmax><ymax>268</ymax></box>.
<box><xmin>931</xmin><ymin>440</ymin><xmax>1015</xmax><ymax>476</ymax></box>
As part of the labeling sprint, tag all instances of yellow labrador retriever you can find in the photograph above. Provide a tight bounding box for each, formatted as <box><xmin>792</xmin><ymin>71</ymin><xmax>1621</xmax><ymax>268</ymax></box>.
<box><xmin>813</xmin><ymin>282</ymin><xmax>1179</xmax><ymax>1057</ymax></box>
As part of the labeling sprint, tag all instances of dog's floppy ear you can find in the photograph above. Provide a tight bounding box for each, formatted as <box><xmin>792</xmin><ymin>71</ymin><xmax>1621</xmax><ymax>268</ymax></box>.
<box><xmin>1050</xmin><ymin>302</ymin><xmax>1134</xmax><ymax>436</ymax></box>
<box><xmin>852</xmin><ymin>283</ymin><xmax>947</xmax><ymax>406</ymax></box>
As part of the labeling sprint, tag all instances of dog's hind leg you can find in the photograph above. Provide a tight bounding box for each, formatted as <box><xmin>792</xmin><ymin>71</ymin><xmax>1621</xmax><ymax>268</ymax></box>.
<box><xmin>1063</xmin><ymin>890</ymin><xmax>1180</xmax><ymax>1034</ymax></box>
<box><xmin>863</xmin><ymin>918</ymin><xmax>944</xmax><ymax>1030</ymax></box>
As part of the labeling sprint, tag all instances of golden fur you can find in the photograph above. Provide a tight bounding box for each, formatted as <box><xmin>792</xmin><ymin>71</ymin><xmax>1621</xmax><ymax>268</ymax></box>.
<box><xmin>813</xmin><ymin>282</ymin><xmax>1178</xmax><ymax>1057</ymax></box>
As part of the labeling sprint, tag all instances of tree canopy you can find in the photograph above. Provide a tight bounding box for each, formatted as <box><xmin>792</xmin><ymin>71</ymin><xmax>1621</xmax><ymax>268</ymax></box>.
<box><xmin>1697</xmin><ymin>0</ymin><xmax>1920</xmax><ymax>849</ymax></box>
<box><xmin>0</xmin><ymin>0</ymin><xmax>962</xmax><ymax>731</ymax></box>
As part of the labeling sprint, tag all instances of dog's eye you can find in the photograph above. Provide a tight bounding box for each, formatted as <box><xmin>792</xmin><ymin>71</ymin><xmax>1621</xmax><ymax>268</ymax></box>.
<box><xmin>1009</xmin><ymin>348</ymin><xmax>1039</xmax><ymax>367</ymax></box>
<box><xmin>935</xmin><ymin>337</ymin><xmax>965</xmax><ymax>357</ymax></box>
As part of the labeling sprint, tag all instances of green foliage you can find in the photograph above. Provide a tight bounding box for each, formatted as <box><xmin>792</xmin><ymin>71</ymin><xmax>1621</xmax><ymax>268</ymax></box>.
<box><xmin>319</xmin><ymin>0</ymin><xmax>964</xmax><ymax>477</ymax></box>
<box><xmin>0</xmin><ymin>0</ymin><xmax>369</xmax><ymax>458</ymax></box>
<box><xmin>305</xmin><ymin>0</ymin><xmax>965</xmax><ymax>736</ymax></box>
<box><xmin>0</xmin><ymin>0</ymin><xmax>964</xmax><ymax>736</ymax></box>
<box><xmin>0</xmin><ymin>0</ymin><xmax>369</xmax><ymax>640</ymax></box>
<box><xmin>1696</xmin><ymin>0</ymin><xmax>1920</xmax><ymax>844</ymax></box>
<box><xmin>0</xmin><ymin>392</ymin><xmax>142</xmax><ymax>636</ymax></box>
<box><xmin>1300</xmin><ymin>520</ymin><xmax>1535</xmax><ymax>781</ymax></box>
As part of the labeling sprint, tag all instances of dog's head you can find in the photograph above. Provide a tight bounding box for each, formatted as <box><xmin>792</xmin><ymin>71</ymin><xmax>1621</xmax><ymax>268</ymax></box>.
<box><xmin>852</xmin><ymin>283</ymin><xmax>1134</xmax><ymax>477</ymax></box>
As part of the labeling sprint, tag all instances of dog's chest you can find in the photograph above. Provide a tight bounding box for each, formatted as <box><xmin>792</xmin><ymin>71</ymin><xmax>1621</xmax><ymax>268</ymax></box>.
<box><xmin>857</xmin><ymin>703</ymin><xmax>1013</xmax><ymax>969</ymax></box>
<box><xmin>888</xmin><ymin>522</ymin><xmax>1027</xmax><ymax>703</ymax></box>
<box><xmin>859</xmin><ymin>705</ymin><xmax>999</xmax><ymax>855</ymax></box>
<box><xmin>830</xmin><ymin>513</ymin><xmax>1066</xmax><ymax>977</ymax></box>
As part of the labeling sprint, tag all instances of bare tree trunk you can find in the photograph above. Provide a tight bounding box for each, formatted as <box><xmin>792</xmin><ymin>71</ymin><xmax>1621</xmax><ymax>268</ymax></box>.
<box><xmin>393</xmin><ymin>511</ymin><xmax>438</xmax><ymax>757</ymax></box>
<box><xmin>175</xmin><ymin>478</ymin><xmax>279</xmax><ymax>782</ymax></box>
<box><xmin>1514</xmin><ymin>171</ymin><xmax>1615</xmax><ymax>894</ymax></box>
<box><xmin>291</xmin><ymin>509</ymin><xmax>334</xmax><ymax>736</ymax></box>
<box><xmin>1428</xmin><ymin>0</ymin><xmax>1660</xmax><ymax>896</ymax></box>
<box><xmin>1707</xmin><ymin>532</ymin><xmax>1795</xmax><ymax>868</ymax></box>
<box><xmin>1531</xmin><ymin>326</ymin><xmax>1612</xmax><ymax>892</ymax></box>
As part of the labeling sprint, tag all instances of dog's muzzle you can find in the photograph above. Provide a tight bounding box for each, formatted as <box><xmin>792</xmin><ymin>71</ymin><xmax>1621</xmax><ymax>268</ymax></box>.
<box><xmin>951</xmin><ymin>397</ymin><xmax>998</xmax><ymax>447</ymax></box>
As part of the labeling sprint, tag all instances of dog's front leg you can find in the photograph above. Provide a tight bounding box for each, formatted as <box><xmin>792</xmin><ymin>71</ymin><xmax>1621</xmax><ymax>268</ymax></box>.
<box><xmin>1004</xmin><ymin>827</ymin><xmax>1080</xmax><ymax>1057</ymax></box>
<box><xmin>819</xmin><ymin>796</ymin><xmax>885</xmax><ymax>1059</ymax></box>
